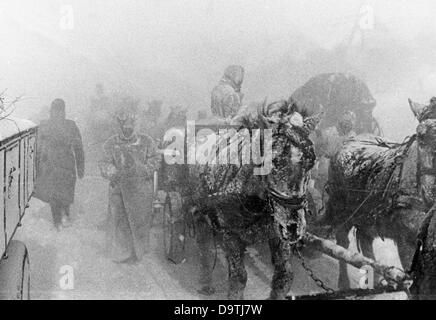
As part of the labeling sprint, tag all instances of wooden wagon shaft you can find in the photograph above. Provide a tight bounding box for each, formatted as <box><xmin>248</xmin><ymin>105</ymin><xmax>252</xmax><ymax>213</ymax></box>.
<box><xmin>303</xmin><ymin>233</ymin><xmax>409</xmax><ymax>286</ymax></box>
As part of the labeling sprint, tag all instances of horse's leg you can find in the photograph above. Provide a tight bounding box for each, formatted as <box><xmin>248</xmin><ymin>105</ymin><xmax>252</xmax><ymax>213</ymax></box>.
<box><xmin>336</xmin><ymin>226</ymin><xmax>351</xmax><ymax>290</ymax></box>
<box><xmin>268</xmin><ymin>237</ymin><xmax>293</xmax><ymax>300</ymax></box>
<box><xmin>195</xmin><ymin>216</ymin><xmax>215</xmax><ymax>295</ymax></box>
<box><xmin>356</xmin><ymin>230</ymin><xmax>379</xmax><ymax>288</ymax></box>
<box><xmin>395</xmin><ymin>229</ymin><xmax>416</xmax><ymax>274</ymax></box>
<box><xmin>222</xmin><ymin>233</ymin><xmax>247</xmax><ymax>300</ymax></box>
<box><xmin>409</xmin><ymin>209</ymin><xmax>436</xmax><ymax>299</ymax></box>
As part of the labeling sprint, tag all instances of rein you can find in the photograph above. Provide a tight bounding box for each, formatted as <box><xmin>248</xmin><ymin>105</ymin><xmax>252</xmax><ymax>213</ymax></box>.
<box><xmin>331</xmin><ymin>135</ymin><xmax>417</xmax><ymax>232</ymax></box>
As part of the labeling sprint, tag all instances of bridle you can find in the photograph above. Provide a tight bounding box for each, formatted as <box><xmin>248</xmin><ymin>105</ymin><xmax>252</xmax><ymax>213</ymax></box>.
<box><xmin>267</xmin><ymin>186</ymin><xmax>308</xmax><ymax>211</ymax></box>
<box><xmin>264</xmin><ymin>127</ymin><xmax>314</xmax><ymax>245</ymax></box>
<box><xmin>265</xmin><ymin>125</ymin><xmax>314</xmax><ymax>210</ymax></box>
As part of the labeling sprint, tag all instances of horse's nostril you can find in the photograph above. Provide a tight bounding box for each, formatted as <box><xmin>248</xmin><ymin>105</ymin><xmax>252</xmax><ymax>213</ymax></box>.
<box><xmin>278</xmin><ymin>221</ymin><xmax>299</xmax><ymax>241</ymax></box>
<box><xmin>288</xmin><ymin>223</ymin><xmax>298</xmax><ymax>236</ymax></box>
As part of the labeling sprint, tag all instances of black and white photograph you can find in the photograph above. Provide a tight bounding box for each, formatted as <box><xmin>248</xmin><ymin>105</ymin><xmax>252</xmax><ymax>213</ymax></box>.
<box><xmin>1</xmin><ymin>0</ymin><xmax>436</xmax><ymax>305</ymax></box>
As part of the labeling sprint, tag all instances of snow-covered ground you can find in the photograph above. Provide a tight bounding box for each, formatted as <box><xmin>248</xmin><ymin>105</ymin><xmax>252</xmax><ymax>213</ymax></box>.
<box><xmin>13</xmin><ymin>171</ymin><xmax>407</xmax><ymax>300</ymax></box>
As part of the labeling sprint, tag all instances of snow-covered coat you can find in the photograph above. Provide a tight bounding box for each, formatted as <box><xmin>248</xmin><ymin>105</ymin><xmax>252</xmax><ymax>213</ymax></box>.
<box><xmin>211</xmin><ymin>65</ymin><xmax>244</xmax><ymax>119</ymax></box>
<box><xmin>99</xmin><ymin>133</ymin><xmax>160</xmax><ymax>260</ymax></box>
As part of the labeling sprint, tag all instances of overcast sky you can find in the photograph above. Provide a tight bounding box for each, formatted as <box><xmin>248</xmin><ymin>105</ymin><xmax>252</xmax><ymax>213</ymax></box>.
<box><xmin>1</xmin><ymin>0</ymin><xmax>436</xmax><ymax>139</ymax></box>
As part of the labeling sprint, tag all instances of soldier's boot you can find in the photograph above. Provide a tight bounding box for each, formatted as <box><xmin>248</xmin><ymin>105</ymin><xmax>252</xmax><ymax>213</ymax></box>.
<box><xmin>50</xmin><ymin>201</ymin><xmax>63</xmax><ymax>232</ymax></box>
<box><xmin>64</xmin><ymin>206</ymin><xmax>73</xmax><ymax>226</ymax></box>
<box><xmin>62</xmin><ymin>207</ymin><xmax>73</xmax><ymax>228</ymax></box>
<box><xmin>115</xmin><ymin>253</ymin><xmax>139</xmax><ymax>265</ymax></box>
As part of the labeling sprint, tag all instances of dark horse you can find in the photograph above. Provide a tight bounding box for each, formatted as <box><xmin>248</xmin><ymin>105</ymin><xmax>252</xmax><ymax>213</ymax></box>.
<box><xmin>291</xmin><ymin>73</ymin><xmax>382</xmax><ymax>221</ymax></box>
<box><xmin>325</xmin><ymin>98</ymin><xmax>436</xmax><ymax>299</ymax></box>
<box><xmin>162</xmin><ymin>100</ymin><xmax>322</xmax><ymax>299</ymax></box>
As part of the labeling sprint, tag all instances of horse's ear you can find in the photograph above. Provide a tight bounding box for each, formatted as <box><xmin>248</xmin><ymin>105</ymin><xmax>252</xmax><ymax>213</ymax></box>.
<box><xmin>255</xmin><ymin>98</ymin><xmax>268</xmax><ymax>128</ymax></box>
<box><xmin>409</xmin><ymin>98</ymin><xmax>426</xmax><ymax>120</ymax></box>
<box><xmin>256</xmin><ymin>98</ymin><xmax>270</xmax><ymax>129</ymax></box>
<box><xmin>258</xmin><ymin>97</ymin><xmax>268</xmax><ymax>115</ymax></box>
<box><xmin>258</xmin><ymin>113</ymin><xmax>270</xmax><ymax>129</ymax></box>
<box><xmin>287</xmin><ymin>97</ymin><xmax>299</xmax><ymax>114</ymax></box>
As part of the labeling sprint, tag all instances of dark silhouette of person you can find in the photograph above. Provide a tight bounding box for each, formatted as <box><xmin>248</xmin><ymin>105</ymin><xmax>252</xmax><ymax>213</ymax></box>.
<box><xmin>211</xmin><ymin>65</ymin><xmax>245</xmax><ymax>119</ymax></box>
<box><xmin>35</xmin><ymin>99</ymin><xmax>85</xmax><ymax>231</ymax></box>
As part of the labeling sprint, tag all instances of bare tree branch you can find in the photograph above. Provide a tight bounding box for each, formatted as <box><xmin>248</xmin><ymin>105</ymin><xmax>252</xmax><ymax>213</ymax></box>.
<box><xmin>0</xmin><ymin>89</ymin><xmax>24</xmax><ymax>120</ymax></box>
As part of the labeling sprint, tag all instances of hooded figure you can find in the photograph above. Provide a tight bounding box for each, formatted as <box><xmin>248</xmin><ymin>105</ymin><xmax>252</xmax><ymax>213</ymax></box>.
<box><xmin>86</xmin><ymin>83</ymin><xmax>114</xmax><ymax>144</ymax></box>
<box><xmin>211</xmin><ymin>65</ymin><xmax>245</xmax><ymax>119</ymax></box>
<box><xmin>290</xmin><ymin>73</ymin><xmax>379</xmax><ymax>135</ymax></box>
<box><xmin>309</xmin><ymin>111</ymin><xmax>357</xmax><ymax>219</ymax></box>
<box><xmin>138</xmin><ymin>100</ymin><xmax>163</xmax><ymax>139</ymax></box>
<box><xmin>35</xmin><ymin>99</ymin><xmax>85</xmax><ymax>230</ymax></box>
<box><xmin>99</xmin><ymin>102</ymin><xmax>160</xmax><ymax>263</ymax></box>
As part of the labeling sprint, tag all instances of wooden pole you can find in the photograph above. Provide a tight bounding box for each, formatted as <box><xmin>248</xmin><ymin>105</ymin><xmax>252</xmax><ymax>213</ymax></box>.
<box><xmin>153</xmin><ymin>171</ymin><xmax>158</xmax><ymax>196</ymax></box>
<box><xmin>304</xmin><ymin>233</ymin><xmax>409</xmax><ymax>286</ymax></box>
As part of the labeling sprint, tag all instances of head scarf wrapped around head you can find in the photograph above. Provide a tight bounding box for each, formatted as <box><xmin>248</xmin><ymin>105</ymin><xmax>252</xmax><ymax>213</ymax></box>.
<box><xmin>115</xmin><ymin>97</ymin><xmax>139</xmax><ymax>139</ymax></box>
<box><xmin>50</xmin><ymin>98</ymin><xmax>66</xmax><ymax>121</ymax></box>
<box><xmin>222</xmin><ymin>65</ymin><xmax>244</xmax><ymax>92</ymax></box>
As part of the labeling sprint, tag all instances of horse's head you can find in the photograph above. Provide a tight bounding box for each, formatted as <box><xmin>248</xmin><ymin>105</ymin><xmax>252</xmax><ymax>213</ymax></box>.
<box><xmin>408</xmin><ymin>98</ymin><xmax>436</xmax><ymax>299</ymax></box>
<box><xmin>256</xmin><ymin>100</ymin><xmax>322</xmax><ymax>243</ymax></box>
<box><xmin>409</xmin><ymin>98</ymin><xmax>436</xmax><ymax>207</ymax></box>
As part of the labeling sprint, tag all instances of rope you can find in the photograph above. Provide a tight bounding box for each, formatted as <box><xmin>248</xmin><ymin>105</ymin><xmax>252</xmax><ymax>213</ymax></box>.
<box><xmin>329</xmin><ymin>135</ymin><xmax>417</xmax><ymax>233</ymax></box>
<box><xmin>332</xmin><ymin>189</ymin><xmax>375</xmax><ymax>232</ymax></box>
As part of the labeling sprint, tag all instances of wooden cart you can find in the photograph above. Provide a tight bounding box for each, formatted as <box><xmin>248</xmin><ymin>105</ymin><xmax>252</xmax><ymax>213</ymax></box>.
<box><xmin>0</xmin><ymin>117</ymin><xmax>37</xmax><ymax>299</ymax></box>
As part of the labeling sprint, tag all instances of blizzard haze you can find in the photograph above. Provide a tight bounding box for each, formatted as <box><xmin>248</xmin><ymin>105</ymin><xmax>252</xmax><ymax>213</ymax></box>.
<box><xmin>1</xmin><ymin>0</ymin><xmax>436</xmax><ymax>140</ymax></box>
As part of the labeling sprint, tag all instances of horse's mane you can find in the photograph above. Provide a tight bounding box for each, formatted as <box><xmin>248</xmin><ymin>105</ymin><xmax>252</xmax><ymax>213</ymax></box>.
<box><xmin>330</xmin><ymin>133</ymin><xmax>418</xmax><ymax>210</ymax></box>
<box><xmin>346</xmin><ymin>134</ymin><xmax>416</xmax><ymax>161</ymax></box>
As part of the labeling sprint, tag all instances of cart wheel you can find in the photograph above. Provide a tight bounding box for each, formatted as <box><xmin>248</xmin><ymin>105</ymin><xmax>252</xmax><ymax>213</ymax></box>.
<box><xmin>162</xmin><ymin>192</ymin><xmax>185</xmax><ymax>264</ymax></box>
<box><xmin>0</xmin><ymin>240</ymin><xmax>30</xmax><ymax>300</ymax></box>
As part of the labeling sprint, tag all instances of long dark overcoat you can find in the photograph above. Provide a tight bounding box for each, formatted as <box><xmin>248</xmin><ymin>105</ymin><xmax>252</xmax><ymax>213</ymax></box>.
<box><xmin>35</xmin><ymin>118</ymin><xmax>84</xmax><ymax>205</ymax></box>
